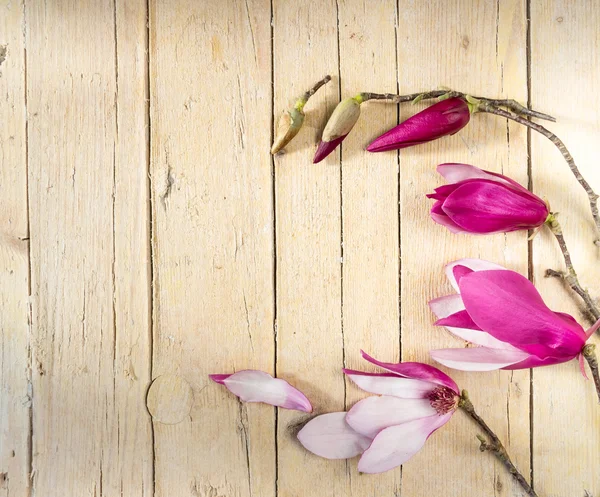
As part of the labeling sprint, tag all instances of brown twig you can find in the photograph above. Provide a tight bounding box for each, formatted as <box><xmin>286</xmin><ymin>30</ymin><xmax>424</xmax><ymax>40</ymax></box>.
<box><xmin>358</xmin><ymin>90</ymin><xmax>556</xmax><ymax>121</ymax></box>
<box><xmin>543</xmin><ymin>214</ymin><xmax>600</xmax><ymax>324</ymax></box>
<box><xmin>583</xmin><ymin>344</ymin><xmax>600</xmax><ymax>404</ymax></box>
<box><xmin>478</xmin><ymin>103</ymin><xmax>600</xmax><ymax>243</ymax></box>
<box><xmin>458</xmin><ymin>390</ymin><xmax>538</xmax><ymax>497</ymax></box>
<box><xmin>299</xmin><ymin>75</ymin><xmax>332</xmax><ymax>104</ymax></box>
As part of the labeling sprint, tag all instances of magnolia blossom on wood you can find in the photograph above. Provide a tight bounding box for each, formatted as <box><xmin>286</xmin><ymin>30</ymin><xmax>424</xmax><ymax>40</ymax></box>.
<box><xmin>429</xmin><ymin>259</ymin><xmax>600</xmax><ymax>372</ymax></box>
<box><xmin>297</xmin><ymin>352</ymin><xmax>459</xmax><ymax>473</ymax></box>
<box><xmin>427</xmin><ymin>164</ymin><xmax>550</xmax><ymax>234</ymax></box>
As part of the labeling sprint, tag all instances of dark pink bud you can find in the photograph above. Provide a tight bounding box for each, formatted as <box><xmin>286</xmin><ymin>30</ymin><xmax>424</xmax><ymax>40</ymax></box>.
<box><xmin>427</xmin><ymin>163</ymin><xmax>549</xmax><ymax>234</ymax></box>
<box><xmin>366</xmin><ymin>97</ymin><xmax>470</xmax><ymax>152</ymax></box>
<box><xmin>313</xmin><ymin>135</ymin><xmax>347</xmax><ymax>163</ymax></box>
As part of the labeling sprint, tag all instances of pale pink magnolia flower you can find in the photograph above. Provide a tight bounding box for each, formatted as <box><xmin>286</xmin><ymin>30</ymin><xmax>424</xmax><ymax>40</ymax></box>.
<box><xmin>210</xmin><ymin>370</ymin><xmax>312</xmax><ymax>412</ymax></box>
<box><xmin>297</xmin><ymin>352</ymin><xmax>459</xmax><ymax>474</ymax></box>
<box><xmin>429</xmin><ymin>259</ymin><xmax>600</xmax><ymax>372</ymax></box>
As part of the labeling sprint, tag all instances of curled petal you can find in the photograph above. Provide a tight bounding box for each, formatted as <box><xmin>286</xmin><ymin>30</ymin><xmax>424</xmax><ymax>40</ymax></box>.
<box><xmin>586</xmin><ymin>318</ymin><xmax>600</xmax><ymax>339</ymax></box>
<box><xmin>346</xmin><ymin>396</ymin><xmax>437</xmax><ymax>439</ymax></box>
<box><xmin>297</xmin><ymin>412</ymin><xmax>371</xmax><ymax>459</ymax></box>
<box><xmin>445</xmin><ymin>258</ymin><xmax>507</xmax><ymax>292</ymax></box>
<box><xmin>343</xmin><ymin>369</ymin><xmax>437</xmax><ymax>398</ymax></box>
<box><xmin>436</xmin><ymin>163</ymin><xmax>527</xmax><ymax>192</ymax></box>
<box><xmin>210</xmin><ymin>370</ymin><xmax>312</xmax><ymax>412</ymax></box>
<box><xmin>361</xmin><ymin>351</ymin><xmax>459</xmax><ymax>394</ymax></box>
<box><xmin>430</xmin><ymin>347</ymin><xmax>532</xmax><ymax>371</ymax></box>
<box><xmin>460</xmin><ymin>270</ymin><xmax>586</xmax><ymax>358</ymax></box>
<box><xmin>357</xmin><ymin>414</ymin><xmax>452</xmax><ymax>474</ymax></box>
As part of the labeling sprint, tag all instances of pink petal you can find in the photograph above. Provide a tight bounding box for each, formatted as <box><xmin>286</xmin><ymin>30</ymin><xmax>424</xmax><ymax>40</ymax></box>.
<box><xmin>429</xmin><ymin>294</ymin><xmax>465</xmax><ymax>318</ymax></box>
<box><xmin>208</xmin><ymin>374</ymin><xmax>231</xmax><ymax>384</ymax></box>
<box><xmin>503</xmin><ymin>353</ymin><xmax>575</xmax><ymax>370</ymax></box>
<box><xmin>460</xmin><ymin>270</ymin><xmax>586</xmax><ymax>359</ymax></box>
<box><xmin>441</xmin><ymin>181</ymin><xmax>548</xmax><ymax>234</ymax></box>
<box><xmin>313</xmin><ymin>135</ymin><xmax>347</xmax><ymax>163</ymax></box>
<box><xmin>343</xmin><ymin>369</ymin><xmax>438</xmax><ymax>398</ymax></box>
<box><xmin>436</xmin><ymin>163</ymin><xmax>525</xmax><ymax>191</ymax></box>
<box><xmin>346</xmin><ymin>396</ymin><xmax>437</xmax><ymax>439</ymax></box>
<box><xmin>357</xmin><ymin>413</ymin><xmax>452</xmax><ymax>474</ymax></box>
<box><xmin>436</xmin><ymin>310</ymin><xmax>514</xmax><ymax>349</ymax></box>
<box><xmin>212</xmin><ymin>370</ymin><xmax>312</xmax><ymax>412</ymax></box>
<box><xmin>361</xmin><ymin>351</ymin><xmax>459</xmax><ymax>394</ymax></box>
<box><xmin>431</xmin><ymin>201</ymin><xmax>467</xmax><ymax>234</ymax></box>
<box><xmin>445</xmin><ymin>258</ymin><xmax>507</xmax><ymax>292</ymax></box>
<box><xmin>297</xmin><ymin>412</ymin><xmax>372</xmax><ymax>459</ymax></box>
<box><xmin>430</xmin><ymin>347</ymin><xmax>530</xmax><ymax>371</ymax></box>
<box><xmin>586</xmin><ymin>318</ymin><xmax>600</xmax><ymax>339</ymax></box>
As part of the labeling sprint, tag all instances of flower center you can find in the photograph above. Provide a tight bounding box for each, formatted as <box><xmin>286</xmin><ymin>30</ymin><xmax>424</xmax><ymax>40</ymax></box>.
<box><xmin>428</xmin><ymin>386</ymin><xmax>459</xmax><ymax>415</ymax></box>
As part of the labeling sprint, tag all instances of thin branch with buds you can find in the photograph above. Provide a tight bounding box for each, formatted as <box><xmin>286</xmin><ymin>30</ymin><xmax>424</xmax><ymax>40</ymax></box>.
<box><xmin>477</xmin><ymin>102</ymin><xmax>600</xmax><ymax>243</ymax></box>
<box><xmin>458</xmin><ymin>390</ymin><xmax>538</xmax><ymax>497</ymax></box>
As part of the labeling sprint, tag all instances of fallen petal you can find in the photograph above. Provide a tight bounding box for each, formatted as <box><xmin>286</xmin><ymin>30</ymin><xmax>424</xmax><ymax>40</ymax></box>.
<box><xmin>430</xmin><ymin>347</ymin><xmax>530</xmax><ymax>371</ymax></box>
<box><xmin>297</xmin><ymin>412</ymin><xmax>372</xmax><ymax>459</ymax></box>
<box><xmin>346</xmin><ymin>396</ymin><xmax>436</xmax><ymax>439</ymax></box>
<box><xmin>357</xmin><ymin>414</ymin><xmax>452</xmax><ymax>474</ymax></box>
<box><xmin>343</xmin><ymin>369</ymin><xmax>437</xmax><ymax>398</ymax></box>
<box><xmin>210</xmin><ymin>370</ymin><xmax>312</xmax><ymax>412</ymax></box>
<box><xmin>360</xmin><ymin>351</ymin><xmax>459</xmax><ymax>394</ymax></box>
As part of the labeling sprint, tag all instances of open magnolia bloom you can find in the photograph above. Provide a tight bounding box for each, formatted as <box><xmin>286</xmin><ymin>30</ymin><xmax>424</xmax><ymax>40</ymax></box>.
<box><xmin>430</xmin><ymin>259</ymin><xmax>600</xmax><ymax>372</ymax></box>
<box><xmin>427</xmin><ymin>163</ymin><xmax>549</xmax><ymax>234</ymax></box>
<box><xmin>297</xmin><ymin>352</ymin><xmax>459</xmax><ymax>473</ymax></box>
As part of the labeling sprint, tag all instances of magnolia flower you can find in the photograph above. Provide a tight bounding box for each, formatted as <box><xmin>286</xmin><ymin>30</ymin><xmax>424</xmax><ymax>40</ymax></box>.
<box><xmin>313</xmin><ymin>95</ymin><xmax>363</xmax><ymax>163</ymax></box>
<box><xmin>366</xmin><ymin>97</ymin><xmax>470</xmax><ymax>152</ymax></box>
<box><xmin>429</xmin><ymin>259</ymin><xmax>600</xmax><ymax>372</ymax></box>
<box><xmin>297</xmin><ymin>352</ymin><xmax>459</xmax><ymax>473</ymax></box>
<box><xmin>427</xmin><ymin>163</ymin><xmax>549</xmax><ymax>234</ymax></box>
<box><xmin>210</xmin><ymin>370</ymin><xmax>312</xmax><ymax>412</ymax></box>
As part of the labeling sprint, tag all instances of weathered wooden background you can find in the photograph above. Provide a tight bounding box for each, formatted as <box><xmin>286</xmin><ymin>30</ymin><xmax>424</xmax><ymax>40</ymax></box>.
<box><xmin>1</xmin><ymin>0</ymin><xmax>599</xmax><ymax>495</ymax></box>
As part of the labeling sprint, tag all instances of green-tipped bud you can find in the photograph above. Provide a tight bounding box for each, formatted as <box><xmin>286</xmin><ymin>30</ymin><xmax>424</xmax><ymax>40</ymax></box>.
<box><xmin>321</xmin><ymin>96</ymin><xmax>362</xmax><ymax>142</ymax></box>
<box><xmin>271</xmin><ymin>107</ymin><xmax>305</xmax><ymax>154</ymax></box>
<box><xmin>271</xmin><ymin>75</ymin><xmax>332</xmax><ymax>155</ymax></box>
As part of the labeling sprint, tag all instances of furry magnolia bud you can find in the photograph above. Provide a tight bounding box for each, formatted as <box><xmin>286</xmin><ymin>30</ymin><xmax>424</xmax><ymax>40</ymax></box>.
<box><xmin>271</xmin><ymin>75</ymin><xmax>332</xmax><ymax>155</ymax></box>
<box><xmin>313</xmin><ymin>95</ymin><xmax>363</xmax><ymax>163</ymax></box>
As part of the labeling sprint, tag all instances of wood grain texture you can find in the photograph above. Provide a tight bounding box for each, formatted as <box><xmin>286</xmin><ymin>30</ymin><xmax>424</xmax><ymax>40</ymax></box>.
<box><xmin>338</xmin><ymin>0</ymin><xmax>401</xmax><ymax>494</ymax></box>
<box><xmin>2</xmin><ymin>0</ymin><xmax>599</xmax><ymax>495</ymax></box>
<box><xmin>0</xmin><ymin>2</ymin><xmax>31</xmax><ymax>496</ymax></box>
<box><xmin>397</xmin><ymin>1</ymin><xmax>531</xmax><ymax>495</ymax></box>
<box><xmin>530</xmin><ymin>1</ymin><xmax>600</xmax><ymax>495</ymax></box>
<box><xmin>149</xmin><ymin>1</ymin><xmax>275</xmax><ymax>496</ymax></box>
<box><xmin>25</xmin><ymin>0</ymin><xmax>152</xmax><ymax>495</ymax></box>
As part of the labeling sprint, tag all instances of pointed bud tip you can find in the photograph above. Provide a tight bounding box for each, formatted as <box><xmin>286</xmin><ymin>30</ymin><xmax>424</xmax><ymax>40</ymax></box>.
<box><xmin>313</xmin><ymin>135</ymin><xmax>347</xmax><ymax>163</ymax></box>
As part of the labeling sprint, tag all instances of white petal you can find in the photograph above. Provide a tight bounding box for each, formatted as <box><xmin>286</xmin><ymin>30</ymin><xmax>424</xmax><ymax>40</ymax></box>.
<box><xmin>298</xmin><ymin>412</ymin><xmax>372</xmax><ymax>459</ymax></box>
<box><xmin>357</xmin><ymin>414</ymin><xmax>452</xmax><ymax>474</ymax></box>
<box><xmin>346</xmin><ymin>396</ymin><xmax>437</xmax><ymax>439</ymax></box>
<box><xmin>344</xmin><ymin>371</ymin><xmax>437</xmax><ymax>398</ymax></box>
<box><xmin>445</xmin><ymin>258</ymin><xmax>507</xmax><ymax>292</ymax></box>
<box><xmin>430</xmin><ymin>347</ymin><xmax>530</xmax><ymax>371</ymax></box>
<box><xmin>429</xmin><ymin>294</ymin><xmax>465</xmax><ymax>318</ymax></box>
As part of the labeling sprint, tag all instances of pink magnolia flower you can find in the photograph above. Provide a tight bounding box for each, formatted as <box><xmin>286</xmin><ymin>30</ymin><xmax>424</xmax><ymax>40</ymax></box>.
<box><xmin>366</xmin><ymin>97</ymin><xmax>470</xmax><ymax>153</ymax></box>
<box><xmin>297</xmin><ymin>352</ymin><xmax>459</xmax><ymax>473</ymax></box>
<box><xmin>427</xmin><ymin>163</ymin><xmax>549</xmax><ymax>234</ymax></box>
<box><xmin>210</xmin><ymin>370</ymin><xmax>312</xmax><ymax>412</ymax></box>
<box><xmin>429</xmin><ymin>259</ymin><xmax>600</xmax><ymax>372</ymax></box>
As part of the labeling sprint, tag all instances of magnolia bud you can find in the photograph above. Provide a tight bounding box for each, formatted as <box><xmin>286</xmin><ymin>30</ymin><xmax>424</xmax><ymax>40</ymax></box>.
<box><xmin>271</xmin><ymin>75</ymin><xmax>332</xmax><ymax>155</ymax></box>
<box><xmin>314</xmin><ymin>95</ymin><xmax>363</xmax><ymax>163</ymax></box>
